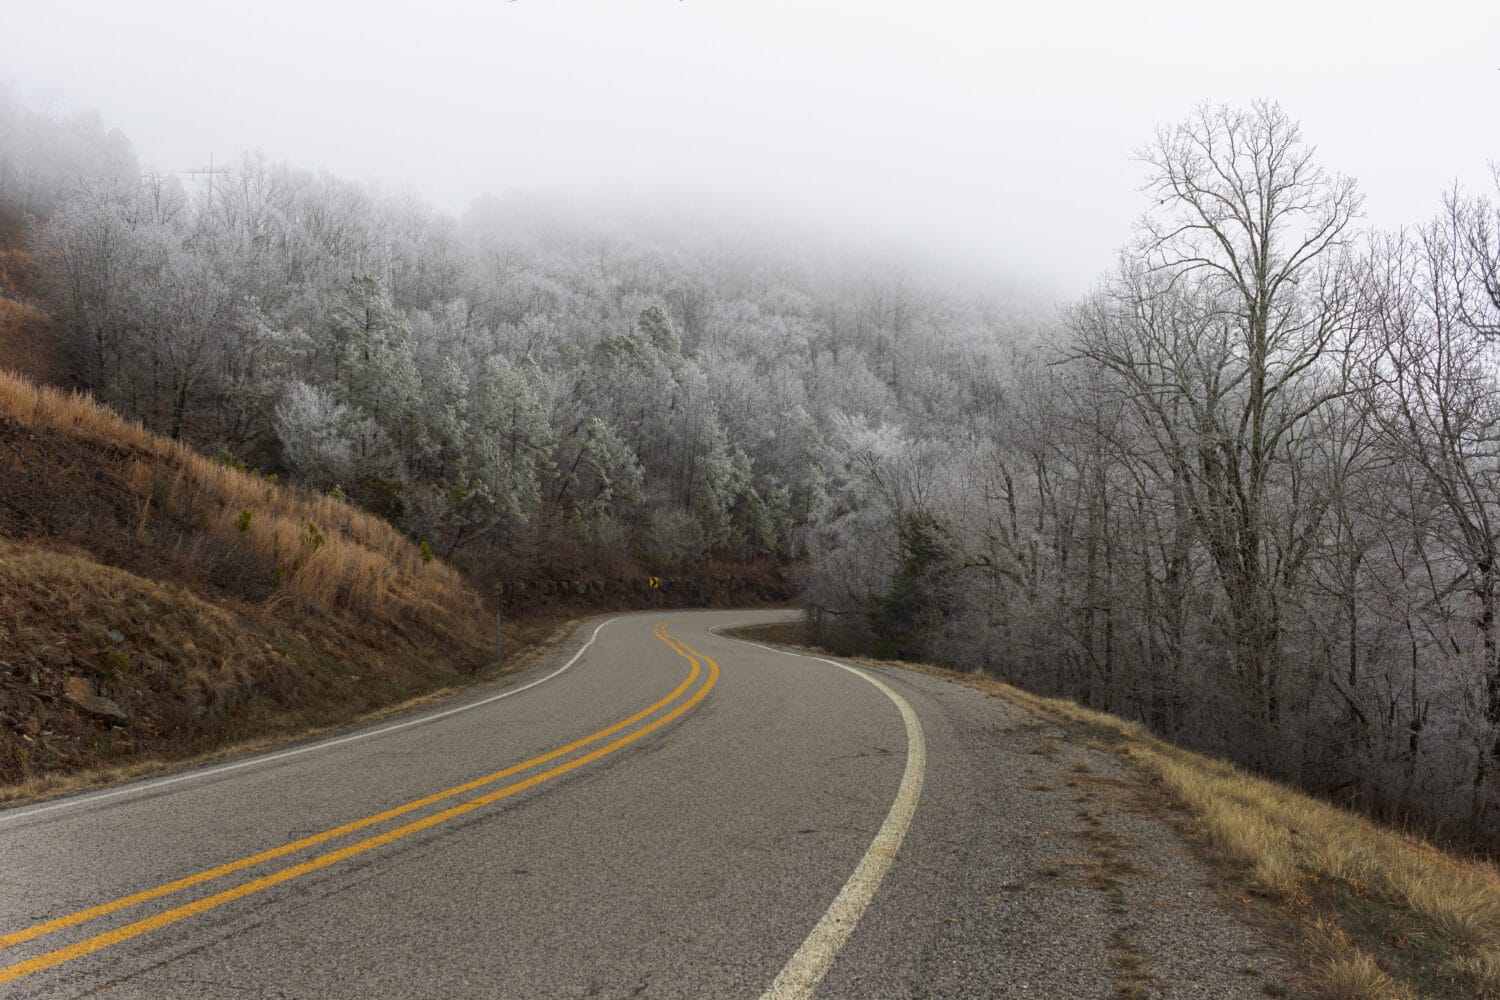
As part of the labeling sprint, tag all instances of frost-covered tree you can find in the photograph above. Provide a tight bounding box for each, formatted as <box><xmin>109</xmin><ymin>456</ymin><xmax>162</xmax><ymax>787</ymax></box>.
<box><xmin>326</xmin><ymin>275</ymin><xmax>427</xmax><ymax>462</ymax></box>
<box><xmin>274</xmin><ymin>381</ymin><xmax>356</xmax><ymax>489</ymax></box>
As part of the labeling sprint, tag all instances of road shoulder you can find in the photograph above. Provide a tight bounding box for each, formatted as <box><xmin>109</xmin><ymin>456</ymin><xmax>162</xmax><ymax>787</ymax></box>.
<box><xmin>727</xmin><ymin>625</ymin><xmax>1308</xmax><ymax>999</ymax></box>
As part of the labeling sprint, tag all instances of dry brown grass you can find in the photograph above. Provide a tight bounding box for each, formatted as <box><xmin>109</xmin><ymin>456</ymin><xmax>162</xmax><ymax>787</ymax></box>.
<box><xmin>0</xmin><ymin>540</ymin><xmax>297</xmax><ymax>783</ymax></box>
<box><xmin>0</xmin><ymin>296</ymin><xmax>38</xmax><ymax>329</ymax></box>
<box><xmin>0</xmin><ymin>367</ymin><xmax>507</xmax><ymax>788</ymax></box>
<box><xmin>1315</xmin><ymin>949</ymin><xmax>1400</xmax><ymax>1000</ymax></box>
<box><xmin>0</xmin><ymin>368</ymin><xmax>477</xmax><ymax>627</ymax></box>
<box><xmin>0</xmin><ymin>294</ymin><xmax>57</xmax><ymax>384</ymax></box>
<box><xmin>0</xmin><ymin>578</ymin><xmax>585</xmax><ymax>803</ymax></box>
<box><xmin>974</xmin><ymin>683</ymin><xmax>1500</xmax><ymax>999</ymax></box>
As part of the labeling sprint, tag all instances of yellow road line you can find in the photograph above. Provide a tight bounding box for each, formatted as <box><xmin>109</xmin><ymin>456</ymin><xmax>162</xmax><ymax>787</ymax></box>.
<box><xmin>1</xmin><ymin>616</ymin><xmax>625</xmax><ymax>829</ymax></box>
<box><xmin>0</xmin><ymin>621</ymin><xmax>712</xmax><ymax>985</ymax></box>
<box><xmin>1</xmin><ymin>623</ymin><xmax>719</xmax><ymax>986</ymax></box>
<box><xmin>0</xmin><ymin>621</ymin><xmax>695</xmax><ymax>952</ymax></box>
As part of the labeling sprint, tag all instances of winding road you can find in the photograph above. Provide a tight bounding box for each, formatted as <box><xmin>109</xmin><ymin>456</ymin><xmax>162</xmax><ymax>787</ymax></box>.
<box><xmin>0</xmin><ymin>611</ymin><xmax>1290</xmax><ymax>998</ymax></box>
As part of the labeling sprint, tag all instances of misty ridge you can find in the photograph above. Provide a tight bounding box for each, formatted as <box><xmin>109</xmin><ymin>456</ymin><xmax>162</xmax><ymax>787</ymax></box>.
<box><xmin>3</xmin><ymin>83</ymin><xmax>1500</xmax><ymax>853</ymax></box>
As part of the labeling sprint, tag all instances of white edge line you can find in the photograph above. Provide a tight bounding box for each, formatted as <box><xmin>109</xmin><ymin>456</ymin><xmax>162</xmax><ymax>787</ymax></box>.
<box><xmin>726</xmin><ymin>631</ymin><xmax>927</xmax><ymax>1000</ymax></box>
<box><xmin>0</xmin><ymin>617</ymin><xmax>620</xmax><ymax>826</ymax></box>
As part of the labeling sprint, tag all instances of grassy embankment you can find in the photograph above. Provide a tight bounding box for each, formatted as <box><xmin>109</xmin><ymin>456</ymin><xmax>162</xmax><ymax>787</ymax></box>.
<box><xmin>736</xmin><ymin>621</ymin><xmax>1500</xmax><ymax>1000</ymax></box>
<box><xmin>0</xmin><ymin>234</ymin><xmax>55</xmax><ymax>385</ymax></box>
<box><xmin>0</xmin><ymin>223</ymin><xmax>787</xmax><ymax>801</ymax></box>
<box><xmin>0</xmin><ymin>366</ymin><xmax>582</xmax><ymax>801</ymax></box>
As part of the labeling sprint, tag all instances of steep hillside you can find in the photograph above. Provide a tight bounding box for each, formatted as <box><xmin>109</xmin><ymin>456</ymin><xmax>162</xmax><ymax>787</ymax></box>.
<box><xmin>0</xmin><ymin>233</ymin><xmax>54</xmax><ymax>385</ymax></box>
<box><xmin>0</xmin><ymin>368</ymin><xmax>494</xmax><ymax>791</ymax></box>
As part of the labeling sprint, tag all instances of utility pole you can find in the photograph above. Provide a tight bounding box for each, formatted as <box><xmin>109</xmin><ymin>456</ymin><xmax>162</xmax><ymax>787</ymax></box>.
<box><xmin>171</xmin><ymin>154</ymin><xmax>229</xmax><ymax>204</ymax></box>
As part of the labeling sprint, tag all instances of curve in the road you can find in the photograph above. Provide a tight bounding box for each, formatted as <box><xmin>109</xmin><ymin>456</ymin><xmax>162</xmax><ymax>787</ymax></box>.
<box><xmin>0</xmin><ymin>616</ymin><xmax>625</xmax><ymax>828</ymax></box>
<box><xmin>745</xmin><ymin>639</ymin><xmax>927</xmax><ymax>1000</ymax></box>
<box><xmin>0</xmin><ymin>619</ymin><xmax>717</xmax><ymax>988</ymax></box>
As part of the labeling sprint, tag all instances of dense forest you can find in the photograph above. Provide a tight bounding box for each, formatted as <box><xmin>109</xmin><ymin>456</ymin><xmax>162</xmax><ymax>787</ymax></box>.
<box><xmin>3</xmin><ymin>93</ymin><xmax>1499</xmax><ymax>844</ymax></box>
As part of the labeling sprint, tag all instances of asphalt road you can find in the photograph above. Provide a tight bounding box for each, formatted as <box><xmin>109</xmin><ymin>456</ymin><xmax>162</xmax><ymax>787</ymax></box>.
<box><xmin>0</xmin><ymin>611</ymin><xmax>1292</xmax><ymax>999</ymax></box>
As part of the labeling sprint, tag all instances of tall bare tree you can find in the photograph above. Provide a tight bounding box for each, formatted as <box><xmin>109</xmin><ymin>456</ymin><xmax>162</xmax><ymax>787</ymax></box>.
<box><xmin>1072</xmin><ymin>102</ymin><xmax>1363</xmax><ymax>755</ymax></box>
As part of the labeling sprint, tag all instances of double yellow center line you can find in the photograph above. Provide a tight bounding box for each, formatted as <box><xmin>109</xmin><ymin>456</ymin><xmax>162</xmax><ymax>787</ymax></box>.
<box><xmin>0</xmin><ymin>620</ymin><xmax>717</xmax><ymax>987</ymax></box>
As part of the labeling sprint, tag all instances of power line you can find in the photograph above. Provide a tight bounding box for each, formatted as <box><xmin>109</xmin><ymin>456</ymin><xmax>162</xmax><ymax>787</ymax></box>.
<box><xmin>169</xmin><ymin>152</ymin><xmax>229</xmax><ymax>201</ymax></box>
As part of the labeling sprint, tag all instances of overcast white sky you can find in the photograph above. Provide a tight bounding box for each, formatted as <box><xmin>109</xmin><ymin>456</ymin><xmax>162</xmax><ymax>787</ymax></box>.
<box><xmin>2</xmin><ymin>0</ymin><xmax>1496</xmax><ymax>300</ymax></box>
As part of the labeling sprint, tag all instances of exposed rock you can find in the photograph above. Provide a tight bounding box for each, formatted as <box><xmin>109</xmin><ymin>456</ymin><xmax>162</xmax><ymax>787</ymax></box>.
<box><xmin>78</xmin><ymin>693</ymin><xmax>129</xmax><ymax>723</ymax></box>
<box><xmin>64</xmin><ymin>676</ymin><xmax>129</xmax><ymax>724</ymax></box>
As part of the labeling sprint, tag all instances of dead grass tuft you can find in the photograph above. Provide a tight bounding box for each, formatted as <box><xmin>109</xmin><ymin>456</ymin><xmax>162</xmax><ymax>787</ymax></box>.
<box><xmin>1312</xmin><ymin>949</ymin><xmax>1400</xmax><ymax>1000</ymax></box>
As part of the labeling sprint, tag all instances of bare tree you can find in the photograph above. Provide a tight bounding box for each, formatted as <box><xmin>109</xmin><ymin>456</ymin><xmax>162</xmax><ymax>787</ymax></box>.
<box><xmin>1444</xmin><ymin>168</ymin><xmax>1500</xmax><ymax>340</ymax></box>
<box><xmin>1071</xmin><ymin>102</ymin><xmax>1363</xmax><ymax>758</ymax></box>
<box><xmin>1364</xmin><ymin>217</ymin><xmax>1500</xmax><ymax>829</ymax></box>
